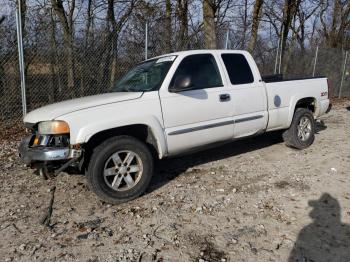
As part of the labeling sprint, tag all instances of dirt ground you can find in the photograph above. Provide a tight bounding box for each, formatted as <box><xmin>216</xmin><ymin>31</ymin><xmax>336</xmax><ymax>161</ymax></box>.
<box><xmin>0</xmin><ymin>100</ymin><xmax>349</xmax><ymax>262</ymax></box>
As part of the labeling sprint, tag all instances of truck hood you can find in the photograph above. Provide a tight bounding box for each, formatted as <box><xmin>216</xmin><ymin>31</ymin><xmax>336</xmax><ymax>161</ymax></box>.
<box><xmin>24</xmin><ymin>92</ymin><xmax>143</xmax><ymax>123</ymax></box>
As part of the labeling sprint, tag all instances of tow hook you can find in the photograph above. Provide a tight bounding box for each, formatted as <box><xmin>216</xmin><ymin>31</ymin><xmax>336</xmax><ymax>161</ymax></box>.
<box><xmin>35</xmin><ymin>157</ymin><xmax>80</xmax><ymax>180</ymax></box>
<box><xmin>54</xmin><ymin>157</ymin><xmax>79</xmax><ymax>175</ymax></box>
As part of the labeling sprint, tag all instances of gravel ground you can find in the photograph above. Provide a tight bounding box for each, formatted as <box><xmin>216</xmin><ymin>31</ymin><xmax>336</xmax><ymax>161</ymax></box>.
<box><xmin>0</xmin><ymin>100</ymin><xmax>349</xmax><ymax>262</ymax></box>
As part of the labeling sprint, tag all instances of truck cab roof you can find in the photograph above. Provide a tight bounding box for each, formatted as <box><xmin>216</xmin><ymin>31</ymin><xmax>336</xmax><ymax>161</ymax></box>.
<box><xmin>151</xmin><ymin>49</ymin><xmax>250</xmax><ymax>60</ymax></box>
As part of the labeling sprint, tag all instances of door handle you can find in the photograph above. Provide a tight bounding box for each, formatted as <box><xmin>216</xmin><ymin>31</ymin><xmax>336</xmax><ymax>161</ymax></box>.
<box><xmin>219</xmin><ymin>94</ymin><xmax>230</xmax><ymax>102</ymax></box>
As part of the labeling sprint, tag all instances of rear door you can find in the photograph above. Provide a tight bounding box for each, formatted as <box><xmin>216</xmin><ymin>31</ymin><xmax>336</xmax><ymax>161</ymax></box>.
<box><xmin>219</xmin><ymin>53</ymin><xmax>268</xmax><ymax>138</ymax></box>
<box><xmin>159</xmin><ymin>53</ymin><xmax>235</xmax><ymax>155</ymax></box>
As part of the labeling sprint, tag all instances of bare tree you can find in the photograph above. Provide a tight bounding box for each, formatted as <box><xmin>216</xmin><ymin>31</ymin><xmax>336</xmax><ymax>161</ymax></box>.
<box><xmin>80</xmin><ymin>0</ymin><xmax>94</xmax><ymax>96</ymax></box>
<box><xmin>239</xmin><ymin>0</ymin><xmax>249</xmax><ymax>49</ymax></box>
<box><xmin>49</xmin><ymin>8</ymin><xmax>61</xmax><ymax>101</ymax></box>
<box><xmin>50</xmin><ymin>0</ymin><xmax>76</xmax><ymax>96</ymax></box>
<box><xmin>320</xmin><ymin>0</ymin><xmax>350</xmax><ymax>48</ymax></box>
<box><xmin>165</xmin><ymin>0</ymin><xmax>172</xmax><ymax>52</ymax></box>
<box><xmin>203</xmin><ymin>0</ymin><xmax>216</xmax><ymax>49</ymax></box>
<box><xmin>290</xmin><ymin>1</ymin><xmax>321</xmax><ymax>52</ymax></box>
<box><xmin>248</xmin><ymin>0</ymin><xmax>264</xmax><ymax>53</ymax></box>
<box><xmin>177</xmin><ymin>0</ymin><xmax>189</xmax><ymax>50</ymax></box>
<box><xmin>84</xmin><ymin>0</ymin><xmax>93</xmax><ymax>50</ymax></box>
<box><xmin>105</xmin><ymin>0</ymin><xmax>138</xmax><ymax>90</ymax></box>
<box><xmin>281</xmin><ymin>0</ymin><xmax>300</xmax><ymax>55</ymax></box>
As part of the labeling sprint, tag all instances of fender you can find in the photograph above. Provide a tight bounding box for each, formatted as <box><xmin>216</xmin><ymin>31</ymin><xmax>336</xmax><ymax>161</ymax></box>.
<box><xmin>62</xmin><ymin>115</ymin><xmax>167</xmax><ymax>159</ymax></box>
<box><xmin>287</xmin><ymin>95</ymin><xmax>318</xmax><ymax>127</ymax></box>
<box><xmin>55</xmin><ymin>94</ymin><xmax>168</xmax><ymax>159</ymax></box>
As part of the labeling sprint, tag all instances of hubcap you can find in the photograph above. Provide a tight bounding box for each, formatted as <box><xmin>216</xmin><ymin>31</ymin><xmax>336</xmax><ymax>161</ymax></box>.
<box><xmin>103</xmin><ymin>150</ymin><xmax>143</xmax><ymax>192</ymax></box>
<box><xmin>297</xmin><ymin>116</ymin><xmax>312</xmax><ymax>142</ymax></box>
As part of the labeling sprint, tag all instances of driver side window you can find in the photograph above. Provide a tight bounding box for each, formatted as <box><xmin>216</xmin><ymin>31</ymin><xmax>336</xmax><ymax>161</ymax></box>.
<box><xmin>169</xmin><ymin>54</ymin><xmax>223</xmax><ymax>90</ymax></box>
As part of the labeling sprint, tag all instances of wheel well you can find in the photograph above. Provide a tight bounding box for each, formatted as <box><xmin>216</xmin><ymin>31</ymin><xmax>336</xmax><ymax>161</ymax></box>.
<box><xmin>295</xmin><ymin>97</ymin><xmax>316</xmax><ymax>114</ymax></box>
<box><xmin>81</xmin><ymin>125</ymin><xmax>159</xmax><ymax>172</ymax></box>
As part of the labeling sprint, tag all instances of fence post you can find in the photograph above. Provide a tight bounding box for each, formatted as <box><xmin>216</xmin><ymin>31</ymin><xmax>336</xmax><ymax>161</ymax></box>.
<box><xmin>145</xmin><ymin>22</ymin><xmax>148</xmax><ymax>60</ymax></box>
<box><xmin>339</xmin><ymin>51</ymin><xmax>348</xmax><ymax>98</ymax></box>
<box><xmin>278</xmin><ymin>30</ymin><xmax>283</xmax><ymax>74</ymax></box>
<box><xmin>225</xmin><ymin>28</ymin><xmax>229</xmax><ymax>49</ymax></box>
<box><xmin>274</xmin><ymin>39</ymin><xmax>280</xmax><ymax>74</ymax></box>
<box><xmin>312</xmin><ymin>45</ymin><xmax>319</xmax><ymax>77</ymax></box>
<box><xmin>15</xmin><ymin>0</ymin><xmax>27</xmax><ymax>116</ymax></box>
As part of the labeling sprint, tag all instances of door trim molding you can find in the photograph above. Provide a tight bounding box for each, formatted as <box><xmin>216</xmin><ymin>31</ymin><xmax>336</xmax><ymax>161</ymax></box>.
<box><xmin>168</xmin><ymin>120</ymin><xmax>235</xmax><ymax>135</ymax></box>
<box><xmin>167</xmin><ymin>115</ymin><xmax>263</xmax><ymax>136</ymax></box>
<box><xmin>235</xmin><ymin>115</ymin><xmax>263</xmax><ymax>123</ymax></box>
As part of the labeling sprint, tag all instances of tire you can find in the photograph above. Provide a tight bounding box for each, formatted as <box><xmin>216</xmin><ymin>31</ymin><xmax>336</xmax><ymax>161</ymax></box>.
<box><xmin>282</xmin><ymin>108</ymin><xmax>315</xmax><ymax>149</ymax></box>
<box><xmin>86</xmin><ymin>136</ymin><xmax>154</xmax><ymax>204</ymax></box>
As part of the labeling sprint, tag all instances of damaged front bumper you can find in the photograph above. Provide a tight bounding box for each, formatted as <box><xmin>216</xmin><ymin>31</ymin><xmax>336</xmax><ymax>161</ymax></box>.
<box><xmin>19</xmin><ymin>136</ymin><xmax>82</xmax><ymax>166</ymax></box>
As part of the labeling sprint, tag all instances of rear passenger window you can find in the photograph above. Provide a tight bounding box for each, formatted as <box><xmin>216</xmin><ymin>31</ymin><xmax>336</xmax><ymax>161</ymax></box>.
<box><xmin>221</xmin><ymin>54</ymin><xmax>254</xmax><ymax>85</ymax></box>
<box><xmin>170</xmin><ymin>54</ymin><xmax>223</xmax><ymax>90</ymax></box>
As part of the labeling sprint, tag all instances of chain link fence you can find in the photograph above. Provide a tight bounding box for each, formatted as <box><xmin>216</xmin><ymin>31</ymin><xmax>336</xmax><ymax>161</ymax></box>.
<box><xmin>0</xmin><ymin>11</ymin><xmax>22</xmax><ymax>124</ymax></box>
<box><xmin>280</xmin><ymin>45</ymin><xmax>349</xmax><ymax>97</ymax></box>
<box><xmin>1</xmin><ymin>4</ymin><xmax>349</xmax><ymax>129</ymax></box>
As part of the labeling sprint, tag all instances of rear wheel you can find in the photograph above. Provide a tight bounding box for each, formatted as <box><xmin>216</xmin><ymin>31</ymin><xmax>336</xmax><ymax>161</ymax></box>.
<box><xmin>86</xmin><ymin>136</ymin><xmax>154</xmax><ymax>204</ymax></box>
<box><xmin>283</xmin><ymin>108</ymin><xmax>315</xmax><ymax>149</ymax></box>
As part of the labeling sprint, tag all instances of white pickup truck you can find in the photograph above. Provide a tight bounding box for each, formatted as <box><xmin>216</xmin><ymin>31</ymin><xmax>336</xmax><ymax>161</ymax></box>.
<box><xmin>19</xmin><ymin>50</ymin><xmax>331</xmax><ymax>204</ymax></box>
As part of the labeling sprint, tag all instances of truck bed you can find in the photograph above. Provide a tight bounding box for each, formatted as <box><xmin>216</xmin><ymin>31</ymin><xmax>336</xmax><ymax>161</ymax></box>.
<box><xmin>264</xmin><ymin>76</ymin><xmax>329</xmax><ymax>131</ymax></box>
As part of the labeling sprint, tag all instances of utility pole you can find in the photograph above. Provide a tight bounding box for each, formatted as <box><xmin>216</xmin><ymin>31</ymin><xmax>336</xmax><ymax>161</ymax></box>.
<box><xmin>274</xmin><ymin>39</ymin><xmax>280</xmax><ymax>74</ymax></box>
<box><xmin>225</xmin><ymin>28</ymin><xmax>229</xmax><ymax>49</ymax></box>
<box><xmin>145</xmin><ymin>22</ymin><xmax>148</xmax><ymax>60</ymax></box>
<box><xmin>339</xmin><ymin>51</ymin><xmax>348</xmax><ymax>98</ymax></box>
<box><xmin>312</xmin><ymin>45</ymin><xmax>319</xmax><ymax>77</ymax></box>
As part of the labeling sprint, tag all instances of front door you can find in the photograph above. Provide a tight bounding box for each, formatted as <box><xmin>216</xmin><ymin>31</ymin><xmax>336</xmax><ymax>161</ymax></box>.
<box><xmin>159</xmin><ymin>53</ymin><xmax>234</xmax><ymax>155</ymax></box>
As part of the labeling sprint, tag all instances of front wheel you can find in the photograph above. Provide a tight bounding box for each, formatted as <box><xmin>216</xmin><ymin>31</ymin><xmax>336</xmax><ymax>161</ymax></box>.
<box><xmin>86</xmin><ymin>136</ymin><xmax>154</xmax><ymax>204</ymax></box>
<box><xmin>283</xmin><ymin>108</ymin><xmax>315</xmax><ymax>149</ymax></box>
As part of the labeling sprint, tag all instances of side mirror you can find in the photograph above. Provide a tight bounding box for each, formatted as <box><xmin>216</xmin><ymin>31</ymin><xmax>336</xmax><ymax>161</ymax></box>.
<box><xmin>170</xmin><ymin>75</ymin><xmax>193</xmax><ymax>92</ymax></box>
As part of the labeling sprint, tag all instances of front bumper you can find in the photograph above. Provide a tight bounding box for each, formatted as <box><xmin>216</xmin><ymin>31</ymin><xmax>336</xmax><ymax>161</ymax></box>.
<box><xmin>19</xmin><ymin>136</ymin><xmax>82</xmax><ymax>165</ymax></box>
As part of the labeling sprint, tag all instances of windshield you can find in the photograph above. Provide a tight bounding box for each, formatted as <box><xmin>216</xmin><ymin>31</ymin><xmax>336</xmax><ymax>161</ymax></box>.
<box><xmin>112</xmin><ymin>55</ymin><xmax>177</xmax><ymax>92</ymax></box>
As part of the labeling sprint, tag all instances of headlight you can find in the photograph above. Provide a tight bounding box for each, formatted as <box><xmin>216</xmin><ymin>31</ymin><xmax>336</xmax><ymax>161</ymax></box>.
<box><xmin>38</xmin><ymin>121</ymin><xmax>70</xmax><ymax>134</ymax></box>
